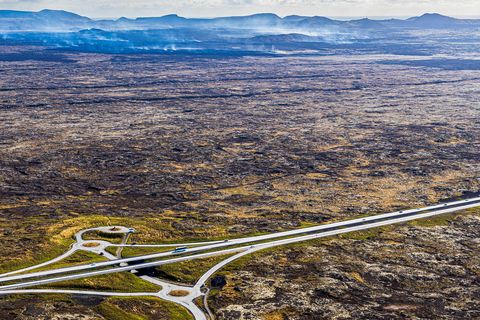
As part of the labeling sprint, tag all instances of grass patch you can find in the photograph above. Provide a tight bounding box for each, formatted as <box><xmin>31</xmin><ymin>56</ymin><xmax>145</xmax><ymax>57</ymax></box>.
<box><xmin>82</xmin><ymin>230</ymin><xmax>125</xmax><ymax>243</ymax></box>
<box><xmin>99</xmin><ymin>296</ymin><xmax>193</xmax><ymax>320</ymax></box>
<box><xmin>1</xmin><ymin>293</ymin><xmax>76</xmax><ymax>304</ymax></box>
<box><xmin>219</xmin><ymin>209</ymin><xmax>480</xmax><ymax>273</ymax></box>
<box><xmin>105</xmin><ymin>246</ymin><xmax>119</xmax><ymax>256</ymax></box>
<box><xmin>82</xmin><ymin>242</ymin><xmax>101</xmax><ymax>248</ymax></box>
<box><xmin>0</xmin><ymin>229</ymin><xmax>75</xmax><ymax>274</ymax></box>
<box><xmin>339</xmin><ymin>225</ymin><xmax>393</xmax><ymax>241</ymax></box>
<box><xmin>119</xmin><ymin>246</ymin><xmax>174</xmax><ymax>257</ymax></box>
<box><xmin>156</xmin><ymin>254</ymin><xmax>237</xmax><ymax>284</ymax></box>
<box><xmin>22</xmin><ymin>250</ymin><xmax>107</xmax><ymax>274</ymax></box>
<box><xmin>0</xmin><ymin>214</ymin><xmax>190</xmax><ymax>275</ymax></box>
<box><xmin>169</xmin><ymin>290</ymin><xmax>190</xmax><ymax>297</ymax></box>
<box><xmin>408</xmin><ymin>214</ymin><xmax>455</xmax><ymax>227</ymax></box>
<box><xmin>407</xmin><ymin>210</ymin><xmax>477</xmax><ymax>227</ymax></box>
<box><xmin>97</xmin><ymin>302</ymin><xmax>145</xmax><ymax>320</ymax></box>
<box><xmin>349</xmin><ymin>271</ymin><xmax>366</xmax><ymax>284</ymax></box>
<box><xmin>43</xmin><ymin>272</ymin><xmax>160</xmax><ymax>292</ymax></box>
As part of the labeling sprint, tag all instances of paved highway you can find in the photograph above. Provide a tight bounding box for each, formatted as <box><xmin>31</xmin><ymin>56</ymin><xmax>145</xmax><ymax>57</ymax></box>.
<box><xmin>1</xmin><ymin>197</ymin><xmax>479</xmax><ymax>320</ymax></box>
<box><xmin>0</xmin><ymin>198</ymin><xmax>479</xmax><ymax>290</ymax></box>
<box><xmin>1</xmin><ymin>196</ymin><xmax>479</xmax><ymax>285</ymax></box>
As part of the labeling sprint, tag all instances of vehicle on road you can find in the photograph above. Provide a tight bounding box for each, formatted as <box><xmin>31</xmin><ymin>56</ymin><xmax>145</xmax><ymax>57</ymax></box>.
<box><xmin>173</xmin><ymin>247</ymin><xmax>188</xmax><ymax>253</ymax></box>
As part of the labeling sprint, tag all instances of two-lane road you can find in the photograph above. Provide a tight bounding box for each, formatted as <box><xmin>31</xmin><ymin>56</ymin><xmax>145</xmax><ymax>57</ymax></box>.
<box><xmin>0</xmin><ymin>197</ymin><xmax>479</xmax><ymax>291</ymax></box>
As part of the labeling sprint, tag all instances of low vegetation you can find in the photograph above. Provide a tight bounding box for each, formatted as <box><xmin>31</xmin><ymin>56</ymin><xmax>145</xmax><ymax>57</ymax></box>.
<box><xmin>168</xmin><ymin>290</ymin><xmax>190</xmax><ymax>297</ymax></box>
<box><xmin>43</xmin><ymin>272</ymin><xmax>160</xmax><ymax>292</ymax></box>
<box><xmin>1</xmin><ymin>47</ymin><xmax>479</xmax><ymax>319</ymax></box>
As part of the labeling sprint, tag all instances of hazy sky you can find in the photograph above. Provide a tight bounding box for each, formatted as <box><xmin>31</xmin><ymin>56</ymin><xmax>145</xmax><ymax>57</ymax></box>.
<box><xmin>1</xmin><ymin>0</ymin><xmax>479</xmax><ymax>19</ymax></box>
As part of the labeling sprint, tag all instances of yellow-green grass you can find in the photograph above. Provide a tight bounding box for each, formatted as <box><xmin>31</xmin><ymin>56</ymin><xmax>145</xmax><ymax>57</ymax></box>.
<box><xmin>0</xmin><ymin>213</ymin><xmax>224</xmax><ymax>276</ymax></box>
<box><xmin>126</xmin><ymin>208</ymin><xmax>480</xmax><ymax>285</ymax></box>
<box><xmin>206</xmin><ymin>208</ymin><xmax>480</xmax><ymax>309</ymax></box>
<box><xmin>82</xmin><ymin>230</ymin><xmax>125</xmax><ymax>243</ymax></box>
<box><xmin>42</xmin><ymin>272</ymin><xmax>161</xmax><ymax>292</ymax></box>
<box><xmin>339</xmin><ymin>225</ymin><xmax>394</xmax><ymax>241</ymax></box>
<box><xmin>156</xmin><ymin>254</ymin><xmax>237</xmax><ymax>284</ymax></box>
<box><xmin>105</xmin><ymin>246</ymin><xmax>119</xmax><ymax>256</ymax></box>
<box><xmin>168</xmin><ymin>290</ymin><xmax>190</xmax><ymax>297</ymax></box>
<box><xmin>0</xmin><ymin>239</ymin><xmax>74</xmax><ymax>275</ymax></box>
<box><xmin>97</xmin><ymin>302</ymin><xmax>145</xmax><ymax>320</ymax></box>
<box><xmin>119</xmin><ymin>246</ymin><xmax>175</xmax><ymax>257</ymax></box>
<box><xmin>20</xmin><ymin>250</ymin><xmax>107</xmax><ymax>274</ymax></box>
<box><xmin>3</xmin><ymin>207</ymin><xmax>477</xmax><ymax>281</ymax></box>
<box><xmin>2</xmin><ymin>294</ymin><xmax>192</xmax><ymax>320</ymax></box>
<box><xmin>408</xmin><ymin>209</ymin><xmax>478</xmax><ymax>227</ymax></box>
<box><xmin>98</xmin><ymin>296</ymin><xmax>193</xmax><ymax>320</ymax></box>
<box><xmin>1</xmin><ymin>293</ymin><xmax>75</xmax><ymax>303</ymax></box>
<box><xmin>213</xmin><ymin>208</ymin><xmax>480</xmax><ymax>275</ymax></box>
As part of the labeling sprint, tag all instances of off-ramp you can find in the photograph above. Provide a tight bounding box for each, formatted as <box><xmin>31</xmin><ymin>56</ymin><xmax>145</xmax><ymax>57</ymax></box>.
<box><xmin>1</xmin><ymin>197</ymin><xmax>479</xmax><ymax>320</ymax></box>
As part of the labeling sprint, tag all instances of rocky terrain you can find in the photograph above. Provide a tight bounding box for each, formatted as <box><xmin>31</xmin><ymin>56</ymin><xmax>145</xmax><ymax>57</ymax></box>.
<box><xmin>0</xmin><ymin>294</ymin><xmax>190</xmax><ymax>319</ymax></box>
<box><xmin>211</xmin><ymin>211</ymin><xmax>480</xmax><ymax>320</ymax></box>
<box><xmin>0</xmin><ymin>46</ymin><xmax>479</xmax><ymax>319</ymax></box>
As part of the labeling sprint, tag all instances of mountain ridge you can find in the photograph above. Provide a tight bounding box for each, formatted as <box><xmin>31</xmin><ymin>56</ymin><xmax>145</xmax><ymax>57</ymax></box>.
<box><xmin>1</xmin><ymin>9</ymin><xmax>480</xmax><ymax>32</ymax></box>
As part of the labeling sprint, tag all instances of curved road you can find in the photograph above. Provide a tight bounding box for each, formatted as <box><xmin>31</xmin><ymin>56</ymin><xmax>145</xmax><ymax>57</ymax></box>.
<box><xmin>2</xmin><ymin>196</ymin><xmax>478</xmax><ymax>284</ymax></box>
<box><xmin>0</xmin><ymin>196</ymin><xmax>479</xmax><ymax>320</ymax></box>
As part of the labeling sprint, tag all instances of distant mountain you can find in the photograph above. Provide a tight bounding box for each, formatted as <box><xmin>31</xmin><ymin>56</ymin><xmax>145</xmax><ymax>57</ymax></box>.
<box><xmin>345</xmin><ymin>18</ymin><xmax>386</xmax><ymax>29</ymax></box>
<box><xmin>385</xmin><ymin>13</ymin><xmax>480</xmax><ymax>28</ymax></box>
<box><xmin>409</xmin><ymin>13</ymin><xmax>457</xmax><ymax>22</ymax></box>
<box><xmin>214</xmin><ymin>13</ymin><xmax>281</xmax><ymax>26</ymax></box>
<box><xmin>407</xmin><ymin>13</ymin><xmax>464</xmax><ymax>28</ymax></box>
<box><xmin>289</xmin><ymin>16</ymin><xmax>339</xmax><ymax>29</ymax></box>
<box><xmin>283</xmin><ymin>15</ymin><xmax>310</xmax><ymax>23</ymax></box>
<box><xmin>2</xmin><ymin>9</ymin><xmax>480</xmax><ymax>32</ymax></box>
<box><xmin>130</xmin><ymin>14</ymin><xmax>189</xmax><ymax>27</ymax></box>
<box><xmin>0</xmin><ymin>9</ymin><xmax>93</xmax><ymax>31</ymax></box>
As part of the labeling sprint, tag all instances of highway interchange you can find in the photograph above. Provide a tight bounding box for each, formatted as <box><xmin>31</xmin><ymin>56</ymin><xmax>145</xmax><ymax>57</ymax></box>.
<box><xmin>1</xmin><ymin>196</ymin><xmax>479</xmax><ymax>320</ymax></box>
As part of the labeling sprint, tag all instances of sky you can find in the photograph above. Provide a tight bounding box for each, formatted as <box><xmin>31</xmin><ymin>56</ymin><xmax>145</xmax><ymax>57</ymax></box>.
<box><xmin>0</xmin><ymin>0</ymin><xmax>479</xmax><ymax>19</ymax></box>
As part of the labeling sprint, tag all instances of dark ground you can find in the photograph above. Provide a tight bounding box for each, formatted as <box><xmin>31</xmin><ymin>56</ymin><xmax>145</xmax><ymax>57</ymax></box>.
<box><xmin>0</xmin><ymin>46</ymin><xmax>479</xmax><ymax>319</ymax></box>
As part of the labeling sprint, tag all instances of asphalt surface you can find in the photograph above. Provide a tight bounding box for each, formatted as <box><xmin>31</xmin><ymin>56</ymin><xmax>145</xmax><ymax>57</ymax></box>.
<box><xmin>2</xmin><ymin>196</ymin><xmax>479</xmax><ymax>284</ymax></box>
<box><xmin>0</xmin><ymin>196</ymin><xmax>479</xmax><ymax>320</ymax></box>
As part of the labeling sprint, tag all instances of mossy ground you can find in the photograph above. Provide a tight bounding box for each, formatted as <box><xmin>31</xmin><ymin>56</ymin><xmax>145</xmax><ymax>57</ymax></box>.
<box><xmin>22</xmin><ymin>250</ymin><xmax>108</xmax><ymax>274</ymax></box>
<box><xmin>0</xmin><ymin>213</ymin><xmax>230</xmax><ymax>275</ymax></box>
<box><xmin>155</xmin><ymin>254</ymin><xmax>237</xmax><ymax>284</ymax></box>
<box><xmin>42</xmin><ymin>272</ymin><xmax>161</xmax><ymax>292</ymax></box>
<box><xmin>208</xmin><ymin>208</ymin><xmax>480</xmax><ymax>308</ymax></box>
<box><xmin>97</xmin><ymin>302</ymin><xmax>145</xmax><ymax>320</ymax></box>
<box><xmin>118</xmin><ymin>246</ymin><xmax>176</xmax><ymax>257</ymax></box>
<box><xmin>98</xmin><ymin>296</ymin><xmax>192</xmax><ymax>320</ymax></box>
<box><xmin>1</xmin><ymin>294</ymin><xmax>192</xmax><ymax>320</ymax></box>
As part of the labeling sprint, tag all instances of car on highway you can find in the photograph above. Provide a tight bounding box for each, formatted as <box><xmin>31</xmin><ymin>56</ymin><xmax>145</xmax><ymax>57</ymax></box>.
<box><xmin>172</xmin><ymin>247</ymin><xmax>187</xmax><ymax>253</ymax></box>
